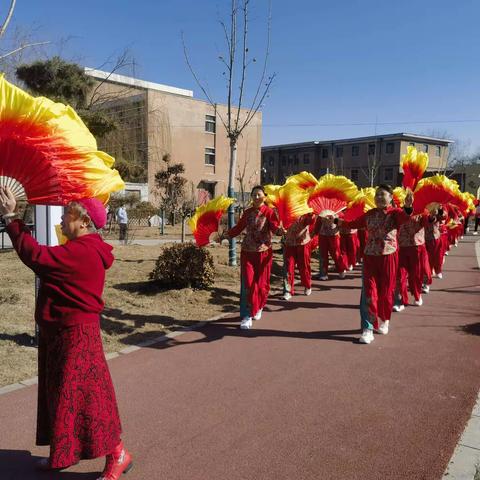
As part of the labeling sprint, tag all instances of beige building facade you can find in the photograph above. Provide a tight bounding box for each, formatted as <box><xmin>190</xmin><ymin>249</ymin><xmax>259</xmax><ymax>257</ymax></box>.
<box><xmin>86</xmin><ymin>69</ymin><xmax>262</xmax><ymax>204</ymax></box>
<box><xmin>261</xmin><ymin>133</ymin><xmax>453</xmax><ymax>188</ymax></box>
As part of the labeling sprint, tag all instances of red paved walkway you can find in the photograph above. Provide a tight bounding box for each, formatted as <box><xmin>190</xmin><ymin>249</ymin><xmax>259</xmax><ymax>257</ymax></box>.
<box><xmin>0</xmin><ymin>236</ymin><xmax>479</xmax><ymax>480</ymax></box>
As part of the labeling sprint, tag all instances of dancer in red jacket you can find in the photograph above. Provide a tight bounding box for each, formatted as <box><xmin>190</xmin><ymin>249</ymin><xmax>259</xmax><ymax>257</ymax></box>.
<box><xmin>393</xmin><ymin>213</ymin><xmax>431</xmax><ymax>311</ymax></box>
<box><xmin>0</xmin><ymin>187</ymin><xmax>132</xmax><ymax>480</ymax></box>
<box><xmin>337</xmin><ymin>185</ymin><xmax>413</xmax><ymax>344</ymax></box>
<box><xmin>283</xmin><ymin>212</ymin><xmax>316</xmax><ymax>300</ymax></box>
<box><xmin>339</xmin><ymin>224</ymin><xmax>359</xmax><ymax>271</ymax></box>
<box><xmin>425</xmin><ymin>207</ymin><xmax>446</xmax><ymax>279</ymax></box>
<box><xmin>313</xmin><ymin>216</ymin><xmax>347</xmax><ymax>280</ymax></box>
<box><xmin>223</xmin><ymin>186</ymin><xmax>284</xmax><ymax>329</ymax></box>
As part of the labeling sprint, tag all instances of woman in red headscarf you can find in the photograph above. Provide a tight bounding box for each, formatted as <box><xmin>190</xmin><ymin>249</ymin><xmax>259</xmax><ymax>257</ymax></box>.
<box><xmin>0</xmin><ymin>186</ymin><xmax>132</xmax><ymax>480</ymax></box>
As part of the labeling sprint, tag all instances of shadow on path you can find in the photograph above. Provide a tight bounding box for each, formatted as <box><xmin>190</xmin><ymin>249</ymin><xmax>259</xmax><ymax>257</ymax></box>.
<box><xmin>459</xmin><ymin>322</ymin><xmax>480</xmax><ymax>336</ymax></box>
<box><xmin>0</xmin><ymin>450</ymin><xmax>97</xmax><ymax>479</ymax></box>
<box><xmin>144</xmin><ymin>317</ymin><xmax>362</xmax><ymax>350</ymax></box>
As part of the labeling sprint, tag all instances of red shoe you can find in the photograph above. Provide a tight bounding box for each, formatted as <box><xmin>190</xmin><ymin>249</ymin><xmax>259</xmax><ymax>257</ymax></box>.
<box><xmin>97</xmin><ymin>441</ymin><xmax>133</xmax><ymax>480</ymax></box>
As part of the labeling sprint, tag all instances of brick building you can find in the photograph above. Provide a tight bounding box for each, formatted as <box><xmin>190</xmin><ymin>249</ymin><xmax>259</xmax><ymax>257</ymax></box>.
<box><xmin>85</xmin><ymin>69</ymin><xmax>262</xmax><ymax>204</ymax></box>
<box><xmin>261</xmin><ymin>133</ymin><xmax>453</xmax><ymax>187</ymax></box>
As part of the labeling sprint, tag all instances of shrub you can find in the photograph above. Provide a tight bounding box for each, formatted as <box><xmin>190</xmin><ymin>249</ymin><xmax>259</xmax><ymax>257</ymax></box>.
<box><xmin>149</xmin><ymin>243</ymin><xmax>215</xmax><ymax>289</ymax></box>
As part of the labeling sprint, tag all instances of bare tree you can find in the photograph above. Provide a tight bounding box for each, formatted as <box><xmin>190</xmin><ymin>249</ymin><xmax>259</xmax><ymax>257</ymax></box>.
<box><xmin>363</xmin><ymin>154</ymin><xmax>381</xmax><ymax>187</ymax></box>
<box><xmin>358</xmin><ymin>140</ymin><xmax>383</xmax><ymax>187</ymax></box>
<box><xmin>183</xmin><ymin>0</ymin><xmax>275</xmax><ymax>266</ymax></box>
<box><xmin>235</xmin><ymin>145</ymin><xmax>258</xmax><ymax>211</ymax></box>
<box><xmin>0</xmin><ymin>0</ymin><xmax>49</xmax><ymax>65</ymax></box>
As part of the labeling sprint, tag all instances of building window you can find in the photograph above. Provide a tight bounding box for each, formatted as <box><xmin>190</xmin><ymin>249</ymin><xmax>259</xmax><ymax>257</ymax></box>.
<box><xmin>288</xmin><ymin>155</ymin><xmax>293</xmax><ymax>165</ymax></box>
<box><xmin>205</xmin><ymin>115</ymin><xmax>216</xmax><ymax>133</ymax></box>
<box><xmin>384</xmin><ymin>167</ymin><xmax>394</xmax><ymax>182</ymax></box>
<box><xmin>281</xmin><ymin>156</ymin><xmax>287</xmax><ymax>166</ymax></box>
<box><xmin>294</xmin><ymin>154</ymin><xmax>299</xmax><ymax>165</ymax></box>
<box><xmin>423</xmin><ymin>144</ymin><xmax>429</xmax><ymax>153</ymax></box>
<box><xmin>436</xmin><ymin>146</ymin><xmax>441</xmax><ymax>157</ymax></box>
<box><xmin>269</xmin><ymin>156</ymin><xmax>274</xmax><ymax>166</ymax></box>
<box><xmin>352</xmin><ymin>145</ymin><xmax>360</xmax><ymax>157</ymax></box>
<box><xmin>368</xmin><ymin>143</ymin><xmax>376</xmax><ymax>155</ymax></box>
<box><xmin>351</xmin><ymin>168</ymin><xmax>359</xmax><ymax>181</ymax></box>
<box><xmin>386</xmin><ymin>142</ymin><xmax>395</xmax><ymax>154</ymax></box>
<box><xmin>322</xmin><ymin>148</ymin><xmax>329</xmax><ymax>158</ymax></box>
<box><xmin>303</xmin><ymin>153</ymin><xmax>310</xmax><ymax>164</ymax></box>
<box><xmin>205</xmin><ymin>147</ymin><xmax>216</xmax><ymax>165</ymax></box>
<box><xmin>409</xmin><ymin>142</ymin><xmax>415</xmax><ymax>147</ymax></box>
<box><xmin>336</xmin><ymin>146</ymin><xmax>343</xmax><ymax>158</ymax></box>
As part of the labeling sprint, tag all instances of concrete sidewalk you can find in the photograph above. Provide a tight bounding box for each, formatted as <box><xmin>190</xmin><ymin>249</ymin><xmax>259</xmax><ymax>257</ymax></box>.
<box><xmin>0</xmin><ymin>236</ymin><xmax>479</xmax><ymax>480</ymax></box>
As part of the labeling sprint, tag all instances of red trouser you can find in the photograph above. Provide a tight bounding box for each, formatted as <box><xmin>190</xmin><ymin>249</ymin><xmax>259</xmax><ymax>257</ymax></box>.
<box><xmin>422</xmin><ymin>245</ymin><xmax>432</xmax><ymax>285</ymax></box>
<box><xmin>285</xmin><ymin>244</ymin><xmax>312</xmax><ymax>295</ymax></box>
<box><xmin>398</xmin><ymin>245</ymin><xmax>427</xmax><ymax>303</ymax></box>
<box><xmin>441</xmin><ymin>232</ymin><xmax>449</xmax><ymax>256</ymax></box>
<box><xmin>363</xmin><ymin>253</ymin><xmax>397</xmax><ymax>326</ymax></box>
<box><xmin>448</xmin><ymin>228</ymin><xmax>457</xmax><ymax>246</ymax></box>
<box><xmin>357</xmin><ymin>229</ymin><xmax>367</xmax><ymax>263</ymax></box>
<box><xmin>240</xmin><ymin>249</ymin><xmax>273</xmax><ymax>318</ymax></box>
<box><xmin>426</xmin><ymin>238</ymin><xmax>443</xmax><ymax>275</ymax></box>
<box><xmin>319</xmin><ymin>235</ymin><xmax>347</xmax><ymax>275</ymax></box>
<box><xmin>340</xmin><ymin>233</ymin><xmax>359</xmax><ymax>268</ymax></box>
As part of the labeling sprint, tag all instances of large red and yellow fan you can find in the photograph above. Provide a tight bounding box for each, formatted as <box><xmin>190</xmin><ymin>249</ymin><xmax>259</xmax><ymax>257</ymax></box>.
<box><xmin>285</xmin><ymin>171</ymin><xmax>318</xmax><ymax>191</ymax></box>
<box><xmin>412</xmin><ymin>175</ymin><xmax>456</xmax><ymax>214</ymax></box>
<box><xmin>464</xmin><ymin>192</ymin><xmax>476</xmax><ymax>214</ymax></box>
<box><xmin>187</xmin><ymin>195</ymin><xmax>234</xmax><ymax>247</ymax></box>
<box><xmin>343</xmin><ymin>187</ymin><xmax>376</xmax><ymax>222</ymax></box>
<box><xmin>307</xmin><ymin>174</ymin><xmax>358</xmax><ymax>217</ymax></box>
<box><xmin>0</xmin><ymin>76</ymin><xmax>124</xmax><ymax>205</ymax></box>
<box><xmin>265</xmin><ymin>182</ymin><xmax>312</xmax><ymax>228</ymax></box>
<box><xmin>393</xmin><ymin>186</ymin><xmax>407</xmax><ymax>208</ymax></box>
<box><xmin>401</xmin><ymin>146</ymin><xmax>429</xmax><ymax>190</ymax></box>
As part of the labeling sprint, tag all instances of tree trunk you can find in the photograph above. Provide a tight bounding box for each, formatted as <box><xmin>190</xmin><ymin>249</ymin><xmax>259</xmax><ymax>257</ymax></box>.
<box><xmin>160</xmin><ymin>208</ymin><xmax>165</xmax><ymax>235</ymax></box>
<box><xmin>227</xmin><ymin>138</ymin><xmax>238</xmax><ymax>266</ymax></box>
<box><xmin>181</xmin><ymin>216</ymin><xmax>186</xmax><ymax>243</ymax></box>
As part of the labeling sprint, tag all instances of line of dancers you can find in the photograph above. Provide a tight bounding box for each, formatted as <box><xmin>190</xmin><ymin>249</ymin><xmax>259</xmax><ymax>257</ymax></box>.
<box><xmin>221</xmin><ymin>184</ymin><xmax>466</xmax><ymax>343</ymax></box>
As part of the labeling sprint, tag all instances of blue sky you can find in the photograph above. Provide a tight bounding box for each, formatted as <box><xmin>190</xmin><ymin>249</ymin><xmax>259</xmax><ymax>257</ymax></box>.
<box><xmin>6</xmin><ymin>0</ymin><xmax>480</xmax><ymax>153</ymax></box>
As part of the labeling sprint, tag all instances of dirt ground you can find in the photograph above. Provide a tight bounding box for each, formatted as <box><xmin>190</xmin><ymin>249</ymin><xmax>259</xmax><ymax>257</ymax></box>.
<box><xmin>0</xmin><ymin>235</ymin><xmax>288</xmax><ymax>387</ymax></box>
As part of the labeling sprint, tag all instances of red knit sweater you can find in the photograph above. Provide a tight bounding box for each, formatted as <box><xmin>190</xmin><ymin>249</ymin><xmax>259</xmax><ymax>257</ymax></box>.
<box><xmin>7</xmin><ymin>220</ymin><xmax>114</xmax><ymax>326</ymax></box>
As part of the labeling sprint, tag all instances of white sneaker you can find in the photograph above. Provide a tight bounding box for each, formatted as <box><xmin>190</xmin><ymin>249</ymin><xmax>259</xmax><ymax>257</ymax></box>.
<box><xmin>253</xmin><ymin>309</ymin><xmax>262</xmax><ymax>321</ymax></box>
<box><xmin>359</xmin><ymin>329</ymin><xmax>374</xmax><ymax>344</ymax></box>
<box><xmin>436</xmin><ymin>272</ymin><xmax>443</xmax><ymax>279</ymax></box>
<box><xmin>422</xmin><ymin>285</ymin><xmax>430</xmax><ymax>294</ymax></box>
<box><xmin>348</xmin><ymin>265</ymin><xmax>353</xmax><ymax>271</ymax></box>
<box><xmin>414</xmin><ymin>297</ymin><xmax>423</xmax><ymax>307</ymax></box>
<box><xmin>393</xmin><ymin>304</ymin><xmax>405</xmax><ymax>312</ymax></box>
<box><xmin>473</xmin><ymin>232</ymin><xmax>478</xmax><ymax>235</ymax></box>
<box><xmin>376</xmin><ymin>320</ymin><xmax>390</xmax><ymax>335</ymax></box>
<box><xmin>304</xmin><ymin>288</ymin><xmax>312</xmax><ymax>296</ymax></box>
<box><xmin>319</xmin><ymin>275</ymin><xmax>328</xmax><ymax>281</ymax></box>
<box><xmin>339</xmin><ymin>272</ymin><xmax>346</xmax><ymax>279</ymax></box>
<box><xmin>240</xmin><ymin>317</ymin><xmax>253</xmax><ymax>329</ymax></box>
<box><xmin>283</xmin><ymin>292</ymin><xmax>292</xmax><ymax>301</ymax></box>
<box><xmin>445</xmin><ymin>251</ymin><xmax>449</xmax><ymax>256</ymax></box>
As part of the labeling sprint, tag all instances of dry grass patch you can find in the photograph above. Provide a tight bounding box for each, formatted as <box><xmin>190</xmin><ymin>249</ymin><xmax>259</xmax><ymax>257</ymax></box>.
<box><xmin>0</xmin><ymin>238</ymin><xmax>289</xmax><ymax>387</ymax></box>
<box><xmin>0</xmin><ymin>241</ymin><xmax>262</xmax><ymax>386</ymax></box>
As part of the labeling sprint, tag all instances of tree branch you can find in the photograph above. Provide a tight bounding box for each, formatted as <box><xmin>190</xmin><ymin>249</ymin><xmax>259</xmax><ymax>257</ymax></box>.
<box><xmin>234</xmin><ymin>0</ymin><xmax>249</xmax><ymax>132</ymax></box>
<box><xmin>241</xmin><ymin>0</ymin><xmax>273</xmax><ymax>128</ymax></box>
<box><xmin>87</xmin><ymin>49</ymin><xmax>135</xmax><ymax>108</ymax></box>
<box><xmin>0</xmin><ymin>0</ymin><xmax>16</xmax><ymax>40</ymax></box>
<box><xmin>181</xmin><ymin>31</ymin><xmax>229</xmax><ymax>132</ymax></box>
<box><xmin>0</xmin><ymin>40</ymin><xmax>50</xmax><ymax>61</ymax></box>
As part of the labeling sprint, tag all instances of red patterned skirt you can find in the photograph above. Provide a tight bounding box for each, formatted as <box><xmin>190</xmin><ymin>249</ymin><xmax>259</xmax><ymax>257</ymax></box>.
<box><xmin>36</xmin><ymin>321</ymin><xmax>122</xmax><ymax>469</ymax></box>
